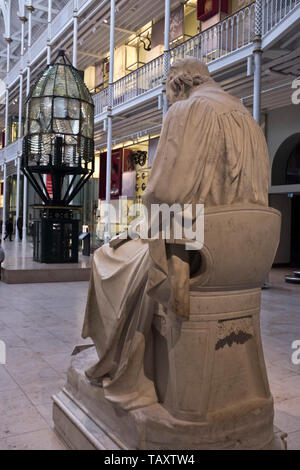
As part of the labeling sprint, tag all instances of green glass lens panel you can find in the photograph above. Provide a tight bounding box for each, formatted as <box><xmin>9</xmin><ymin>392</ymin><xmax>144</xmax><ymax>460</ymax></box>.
<box><xmin>69</xmin><ymin>67</ymin><xmax>93</xmax><ymax>103</ymax></box>
<box><xmin>30</xmin><ymin>120</ymin><xmax>41</xmax><ymax>133</ymax></box>
<box><xmin>54</xmin><ymin>97</ymin><xmax>67</xmax><ymax>118</ymax></box>
<box><xmin>65</xmin><ymin>135</ymin><xmax>77</xmax><ymax>145</ymax></box>
<box><xmin>81</xmin><ymin>102</ymin><xmax>94</xmax><ymax>138</ymax></box>
<box><xmin>67</xmin><ymin>99</ymin><xmax>80</xmax><ymax>119</ymax></box>
<box><xmin>32</xmin><ymin>70</ymin><xmax>48</xmax><ymax>97</ymax></box>
<box><xmin>54</xmin><ymin>65</ymin><xmax>67</xmax><ymax>96</ymax></box>
<box><xmin>53</xmin><ymin>119</ymin><xmax>79</xmax><ymax>135</ymax></box>
<box><xmin>65</xmin><ymin>66</ymin><xmax>80</xmax><ymax>98</ymax></box>
<box><xmin>40</xmin><ymin>97</ymin><xmax>52</xmax><ymax>132</ymax></box>
<box><xmin>43</xmin><ymin>66</ymin><xmax>56</xmax><ymax>96</ymax></box>
<box><xmin>29</xmin><ymin>99</ymin><xmax>40</xmax><ymax>119</ymax></box>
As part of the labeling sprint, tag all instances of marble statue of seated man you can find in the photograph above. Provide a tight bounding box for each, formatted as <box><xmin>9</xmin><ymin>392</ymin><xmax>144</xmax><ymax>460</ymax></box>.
<box><xmin>81</xmin><ymin>57</ymin><xmax>270</xmax><ymax>412</ymax></box>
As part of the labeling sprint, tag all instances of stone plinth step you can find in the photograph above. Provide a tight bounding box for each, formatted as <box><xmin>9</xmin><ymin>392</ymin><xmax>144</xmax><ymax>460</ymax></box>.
<box><xmin>1</xmin><ymin>265</ymin><xmax>91</xmax><ymax>284</ymax></box>
<box><xmin>52</xmin><ymin>347</ymin><xmax>287</xmax><ymax>450</ymax></box>
<box><xmin>52</xmin><ymin>390</ymin><xmax>124</xmax><ymax>450</ymax></box>
<box><xmin>293</xmin><ymin>271</ymin><xmax>300</xmax><ymax>278</ymax></box>
<box><xmin>0</xmin><ymin>241</ymin><xmax>92</xmax><ymax>284</ymax></box>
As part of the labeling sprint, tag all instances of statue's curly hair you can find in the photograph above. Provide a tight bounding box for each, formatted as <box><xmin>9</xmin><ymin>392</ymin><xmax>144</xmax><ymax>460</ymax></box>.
<box><xmin>166</xmin><ymin>58</ymin><xmax>213</xmax><ymax>104</ymax></box>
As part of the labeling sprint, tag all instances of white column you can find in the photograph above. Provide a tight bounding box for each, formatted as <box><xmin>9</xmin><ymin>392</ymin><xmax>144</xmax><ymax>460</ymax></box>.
<box><xmin>253</xmin><ymin>0</ymin><xmax>263</xmax><ymax>124</ymax></box>
<box><xmin>6</xmin><ymin>41</ymin><xmax>11</xmax><ymax>74</ymax></box>
<box><xmin>47</xmin><ymin>0</ymin><xmax>52</xmax><ymax>64</ymax></box>
<box><xmin>4</xmin><ymin>87</ymin><xmax>9</xmax><ymax>148</ymax></box>
<box><xmin>16</xmin><ymin>11</ymin><xmax>26</xmax><ymax>241</ymax></box>
<box><xmin>2</xmin><ymin>87</ymin><xmax>9</xmax><ymax>240</ymax></box>
<box><xmin>16</xmin><ymin>73</ymin><xmax>23</xmax><ymax>240</ymax></box>
<box><xmin>2</xmin><ymin>0</ymin><xmax>11</xmax><ymax>239</ymax></box>
<box><xmin>72</xmin><ymin>0</ymin><xmax>78</xmax><ymax>68</ymax></box>
<box><xmin>5</xmin><ymin>0</ymin><xmax>12</xmax><ymax>74</ymax></box>
<box><xmin>163</xmin><ymin>0</ymin><xmax>171</xmax><ymax>117</ymax></box>
<box><xmin>1</xmin><ymin>162</ymin><xmax>7</xmax><ymax>240</ymax></box>
<box><xmin>22</xmin><ymin>2</ymin><xmax>33</xmax><ymax>242</ymax></box>
<box><xmin>27</xmin><ymin>3</ymin><xmax>32</xmax><ymax>52</ymax></box>
<box><xmin>15</xmin><ymin>156</ymin><xmax>21</xmax><ymax>240</ymax></box>
<box><xmin>254</xmin><ymin>1</ymin><xmax>270</xmax><ymax>288</ymax></box>
<box><xmin>39</xmin><ymin>1</ymin><xmax>49</xmax><ymax>190</ymax></box>
<box><xmin>69</xmin><ymin>0</ymin><xmax>79</xmax><ymax>197</ymax></box>
<box><xmin>104</xmin><ymin>0</ymin><xmax>115</xmax><ymax>244</ymax></box>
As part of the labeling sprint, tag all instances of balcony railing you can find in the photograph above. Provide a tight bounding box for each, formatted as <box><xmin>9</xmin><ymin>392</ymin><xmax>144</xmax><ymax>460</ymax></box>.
<box><xmin>93</xmin><ymin>3</ymin><xmax>256</xmax><ymax>116</ymax></box>
<box><xmin>93</xmin><ymin>0</ymin><xmax>300</xmax><ymax>117</ymax></box>
<box><xmin>171</xmin><ymin>3</ymin><xmax>255</xmax><ymax>63</ymax></box>
<box><xmin>262</xmin><ymin>0</ymin><xmax>300</xmax><ymax>35</ymax></box>
<box><xmin>94</xmin><ymin>87</ymin><xmax>109</xmax><ymax>116</ymax></box>
<box><xmin>0</xmin><ymin>139</ymin><xmax>22</xmax><ymax>165</ymax></box>
<box><xmin>113</xmin><ymin>55</ymin><xmax>164</xmax><ymax>108</ymax></box>
<box><xmin>93</xmin><ymin>55</ymin><xmax>165</xmax><ymax>115</ymax></box>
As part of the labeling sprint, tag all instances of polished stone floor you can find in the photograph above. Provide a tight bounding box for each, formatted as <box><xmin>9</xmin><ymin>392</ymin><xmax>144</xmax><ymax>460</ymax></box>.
<box><xmin>0</xmin><ymin>267</ymin><xmax>299</xmax><ymax>450</ymax></box>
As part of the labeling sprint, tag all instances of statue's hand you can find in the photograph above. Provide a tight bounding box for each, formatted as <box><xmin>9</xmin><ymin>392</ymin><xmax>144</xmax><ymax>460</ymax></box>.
<box><xmin>109</xmin><ymin>230</ymin><xmax>130</xmax><ymax>249</ymax></box>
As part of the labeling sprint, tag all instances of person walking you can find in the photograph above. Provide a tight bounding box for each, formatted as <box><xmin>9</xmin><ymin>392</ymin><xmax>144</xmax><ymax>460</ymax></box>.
<box><xmin>4</xmin><ymin>218</ymin><xmax>13</xmax><ymax>241</ymax></box>
<box><xmin>0</xmin><ymin>239</ymin><xmax>4</xmax><ymax>280</ymax></box>
<box><xmin>17</xmin><ymin>216</ymin><xmax>23</xmax><ymax>241</ymax></box>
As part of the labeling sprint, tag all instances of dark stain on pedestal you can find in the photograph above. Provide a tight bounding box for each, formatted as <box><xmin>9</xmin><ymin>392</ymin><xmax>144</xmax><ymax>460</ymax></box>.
<box><xmin>215</xmin><ymin>330</ymin><xmax>253</xmax><ymax>350</ymax></box>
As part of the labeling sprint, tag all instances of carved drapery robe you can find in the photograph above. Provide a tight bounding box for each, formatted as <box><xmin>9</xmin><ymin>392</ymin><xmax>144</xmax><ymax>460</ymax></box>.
<box><xmin>82</xmin><ymin>81</ymin><xmax>270</xmax><ymax>410</ymax></box>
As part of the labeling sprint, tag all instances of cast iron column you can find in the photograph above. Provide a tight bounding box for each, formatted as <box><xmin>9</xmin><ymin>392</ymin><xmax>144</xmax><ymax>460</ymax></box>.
<box><xmin>22</xmin><ymin>2</ymin><xmax>33</xmax><ymax>243</ymax></box>
<box><xmin>253</xmin><ymin>0</ymin><xmax>263</xmax><ymax>124</ymax></box>
<box><xmin>2</xmin><ymin>86</ymin><xmax>9</xmax><ymax>240</ymax></box>
<box><xmin>16</xmin><ymin>10</ymin><xmax>26</xmax><ymax>240</ymax></box>
<box><xmin>72</xmin><ymin>0</ymin><xmax>78</xmax><ymax>68</ymax></box>
<box><xmin>104</xmin><ymin>0</ymin><xmax>115</xmax><ymax>244</ymax></box>
<box><xmin>1</xmin><ymin>161</ymin><xmax>7</xmax><ymax>240</ymax></box>
<box><xmin>163</xmin><ymin>0</ymin><xmax>171</xmax><ymax>118</ymax></box>
<box><xmin>47</xmin><ymin>0</ymin><xmax>52</xmax><ymax>64</ymax></box>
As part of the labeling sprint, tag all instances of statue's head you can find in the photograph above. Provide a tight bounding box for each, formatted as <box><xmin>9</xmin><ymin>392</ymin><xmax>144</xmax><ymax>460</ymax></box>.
<box><xmin>166</xmin><ymin>58</ymin><xmax>213</xmax><ymax>105</ymax></box>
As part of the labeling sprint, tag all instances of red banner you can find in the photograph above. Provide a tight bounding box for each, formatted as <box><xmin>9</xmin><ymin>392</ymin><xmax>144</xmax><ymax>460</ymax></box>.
<box><xmin>197</xmin><ymin>0</ymin><xmax>228</xmax><ymax>22</ymax></box>
<box><xmin>46</xmin><ymin>174</ymin><xmax>53</xmax><ymax>199</ymax></box>
<box><xmin>99</xmin><ymin>149</ymin><xmax>123</xmax><ymax>200</ymax></box>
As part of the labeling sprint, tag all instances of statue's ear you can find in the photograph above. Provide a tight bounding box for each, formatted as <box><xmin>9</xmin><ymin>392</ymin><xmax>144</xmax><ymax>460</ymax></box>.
<box><xmin>178</xmin><ymin>73</ymin><xmax>193</xmax><ymax>88</ymax></box>
<box><xmin>192</xmin><ymin>74</ymin><xmax>205</xmax><ymax>87</ymax></box>
<box><xmin>168</xmin><ymin>76</ymin><xmax>182</xmax><ymax>98</ymax></box>
<box><xmin>168</xmin><ymin>73</ymin><xmax>193</xmax><ymax>99</ymax></box>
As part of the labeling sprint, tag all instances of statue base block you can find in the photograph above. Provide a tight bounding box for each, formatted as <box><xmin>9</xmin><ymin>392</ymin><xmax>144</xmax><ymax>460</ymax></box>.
<box><xmin>52</xmin><ymin>347</ymin><xmax>287</xmax><ymax>450</ymax></box>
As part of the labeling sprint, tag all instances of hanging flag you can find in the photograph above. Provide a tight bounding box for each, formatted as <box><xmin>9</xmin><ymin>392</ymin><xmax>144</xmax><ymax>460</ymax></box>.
<box><xmin>197</xmin><ymin>0</ymin><xmax>228</xmax><ymax>22</ymax></box>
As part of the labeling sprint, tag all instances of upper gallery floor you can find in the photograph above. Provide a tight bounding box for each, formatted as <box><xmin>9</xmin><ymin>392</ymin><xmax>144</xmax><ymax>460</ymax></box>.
<box><xmin>0</xmin><ymin>0</ymin><xmax>300</xmax><ymax>161</ymax></box>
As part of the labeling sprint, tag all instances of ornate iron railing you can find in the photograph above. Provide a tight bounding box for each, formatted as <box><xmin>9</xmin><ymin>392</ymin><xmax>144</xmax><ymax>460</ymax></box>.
<box><xmin>112</xmin><ymin>55</ymin><xmax>164</xmax><ymax>107</ymax></box>
<box><xmin>262</xmin><ymin>0</ymin><xmax>300</xmax><ymax>35</ymax></box>
<box><xmin>171</xmin><ymin>3</ymin><xmax>255</xmax><ymax>64</ymax></box>
<box><xmin>0</xmin><ymin>139</ymin><xmax>23</xmax><ymax>165</ymax></box>
<box><xmin>93</xmin><ymin>3</ymin><xmax>257</xmax><ymax>114</ymax></box>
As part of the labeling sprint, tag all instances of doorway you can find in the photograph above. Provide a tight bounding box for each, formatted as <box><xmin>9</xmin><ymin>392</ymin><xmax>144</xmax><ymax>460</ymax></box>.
<box><xmin>271</xmin><ymin>133</ymin><xmax>300</xmax><ymax>266</ymax></box>
<box><xmin>291</xmin><ymin>195</ymin><xmax>300</xmax><ymax>267</ymax></box>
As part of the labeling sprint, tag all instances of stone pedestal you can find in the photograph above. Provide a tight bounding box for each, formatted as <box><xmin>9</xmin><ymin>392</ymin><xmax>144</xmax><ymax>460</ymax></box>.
<box><xmin>53</xmin><ymin>206</ymin><xmax>287</xmax><ymax>450</ymax></box>
<box><xmin>52</xmin><ymin>347</ymin><xmax>286</xmax><ymax>450</ymax></box>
